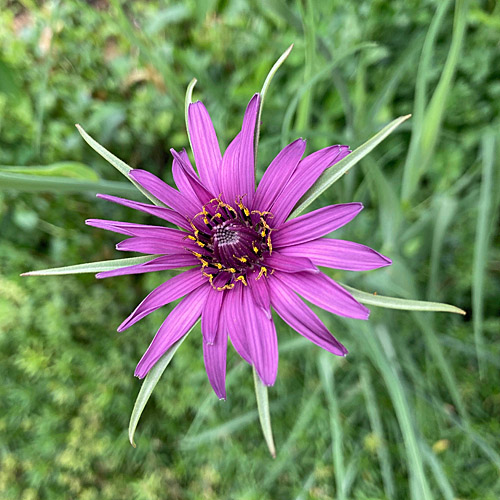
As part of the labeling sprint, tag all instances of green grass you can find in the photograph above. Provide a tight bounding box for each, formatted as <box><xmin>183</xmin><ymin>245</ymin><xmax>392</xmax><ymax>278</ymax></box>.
<box><xmin>1</xmin><ymin>1</ymin><xmax>499</xmax><ymax>499</ymax></box>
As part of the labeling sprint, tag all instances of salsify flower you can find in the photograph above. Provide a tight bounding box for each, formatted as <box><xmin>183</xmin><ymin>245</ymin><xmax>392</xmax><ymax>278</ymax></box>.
<box><xmin>86</xmin><ymin>93</ymin><xmax>391</xmax><ymax>399</ymax></box>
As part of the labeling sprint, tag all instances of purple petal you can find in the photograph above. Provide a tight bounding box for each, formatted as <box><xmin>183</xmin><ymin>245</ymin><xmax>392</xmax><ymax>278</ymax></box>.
<box><xmin>203</xmin><ymin>300</ymin><xmax>228</xmax><ymax>400</ymax></box>
<box><xmin>86</xmin><ymin>219</ymin><xmax>191</xmax><ymax>239</ymax></box>
<box><xmin>219</xmin><ymin>133</ymin><xmax>240</xmax><ymax>205</ymax></box>
<box><xmin>268</xmin><ymin>276</ymin><xmax>347</xmax><ymax>356</ymax></box>
<box><xmin>274</xmin><ymin>270</ymin><xmax>370</xmax><ymax>320</ymax></box>
<box><xmin>242</xmin><ymin>287</ymin><xmax>278</xmax><ymax>386</ymax></box>
<box><xmin>116</xmin><ymin>236</ymin><xmax>197</xmax><ymax>254</ymax></box>
<box><xmin>247</xmin><ymin>269</ymin><xmax>271</xmax><ymax>319</ymax></box>
<box><xmin>272</xmin><ymin>203</ymin><xmax>363</xmax><ymax>248</ymax></box>
<box><xmin>118</xmin><ymin>268</ymin><xmax>207</xmax><ymax>332</ymax></box>
<box><xmin>201</xmin><ymin>279</ymin><xmax>226</xmax><ymax>344</ymax></box>
<box><xmin>135</xmin><ymin>284</ymin><xmax>208</xmax><ymax>378</ymax></box>
<box><xmin>220</xmin><ymin>94</ymin><xmax>260</xmax><ymax>206</ymax></box>
<box><xmin>188</xmin><ymin>101</ymin><xmax>222</xmax><ymax>195</ymax></box>
<box><xmin>130</xmin><ymin>169</ymin><xmax>200</xmax><ymax>217</ymax></box>
<box><xmin>278</xmin><ymin>239</ymin><xmax>392</xmax><ymax>271</ymax></box>
<box><xmin>97</xmin><ymin>194</ymin><xmax>191</xmax><ymax>231</ymax></box>
<box><xmin>254</xmin><ymin>138</ymin><xmax>306</xmax><ymax>212</ymax></box>
<box><xmin>96</xmin><ymin>254</ymin><xmax>199</xmax><ymax>279</ymax></box>
<box><xmin>171</xmin><ymin>148</ymin><xmax>215</xmax><ymax>205</ymax></box>
<box><xmin>271</xmin><ymin>145</ymin><xmax>351</xmax><ymax>225</ymax></box>
<box><xmin>172</xmin><ymin>149</ymin><xmax>201</xmax><ymax>206</ymax></box>
<box><xmin>265</xmin><ymin>253</ymin><xmax>319</xmax><ymax>274</ymax></box>
<box><xmin>224</xmin><ymin>282</ymin><xmax>252</xmax><ymax>364</ymax></box>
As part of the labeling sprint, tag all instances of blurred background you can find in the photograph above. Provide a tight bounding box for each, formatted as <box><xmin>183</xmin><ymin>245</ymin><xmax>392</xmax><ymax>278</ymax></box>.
<box><xmin>1</xmin><ymin>0</ymin><xmax>499</xmax><ymax>499</ymax></box>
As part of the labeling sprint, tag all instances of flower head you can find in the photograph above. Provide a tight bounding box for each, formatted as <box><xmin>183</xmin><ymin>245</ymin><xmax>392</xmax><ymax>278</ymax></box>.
<box><xmin>87</xmin><ymin>93</ymin><xmax>391</xmax><ymax>399</ymax></box>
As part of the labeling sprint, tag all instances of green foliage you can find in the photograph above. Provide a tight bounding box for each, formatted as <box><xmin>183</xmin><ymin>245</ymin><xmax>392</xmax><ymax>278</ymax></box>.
<box><xmin>1</xmin><ymin>0</ymin><xmax>499</xmax><ymax>499</ymax></box>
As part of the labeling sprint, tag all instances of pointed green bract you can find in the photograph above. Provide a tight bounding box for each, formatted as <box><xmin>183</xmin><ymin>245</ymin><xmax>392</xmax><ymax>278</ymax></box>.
<box><xmin>341</xmin><ymin>283</ymin><xmax>466</xmax><ymax>315</ymax></box>
<box><xmin>290</xmin><ymin>114</ymin><xmax>411</xmax><ymax>219</ymax></box>
<box><xmin>255</xmin><ymin>44</ymin><xmax>294</xmax><ymax>159</ymax></box>
<box><xmin>184</xmin><ymin>77</ymin><xmax>198</xmax><ymax>154</ymax></box>
<box><xmin>21</xmin><ymin>255</ymin><xmax>160</xmax><ymax>276</ymax></box>
<box><xmin>129</xmin><ymin>328</ymin><xmax>194</xmax><ymax>447</ymax></box>
<box><xmin>253</xmin><ymin>367</ymin><xmax>276</xmax><ymax>458</ymax></box>
<box><xmin>75</xmin><ymin>124</ymin><xmax>164</xmax><ymax>207</ymax></box>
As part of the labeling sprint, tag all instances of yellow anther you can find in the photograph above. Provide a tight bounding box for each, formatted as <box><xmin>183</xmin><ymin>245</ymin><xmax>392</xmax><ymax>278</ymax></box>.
<box><xmin>251</xmin><ymin>209</ymin><xmax>273</xmax><ymax>217</ymax></box>
<box><xmin>192</xmin><ymin>251</ymin><xmax>202</xmax><ymax>258</ymax></box>
<box><xmin>261</xmin><ymin>228</ymin><xmax>266</xmax><ymax>238</ymax></box>
<box><xmin>267</xmin><ymin>234</ymin><xmax>273</xmax><ymax>254</ymax></box>
<box><xmin>202</xmin><ymin>272</ymin><xmax>214</xmax><ymax>286</ymax></box>
<box><xmin>226</xmin><ymin>268</ymin><xmax>237</xmax><ymax>274</ymax></box>
<box><xmin>237</xmin><ymin>200</ymin><xmax>250</xmax><ymax>217</ymax></box>
<box><xmin>236</xmin><ymin>275</ymin><xmax>248</xmax><ymax>286</ymax></box>
<box><xmin>256</xmin><ymin>267</ymin><xmax>268</xmax><ymax>280</ymax></box>
<box><xmin>200</xmin><ymin>259</ymin><xmax>209</xmax><ymax>268</ymax></box>
<box><xmin>196</xmin><ymin>240</ymin><xmax>205</xmax><ymax>247</ymax></box>
<box><xmin>217</xmin><ymin>283</ymin><xmax>235</xmax><ymax>291</ymax></box>
<box><xmin>203</xmin><ymin>217</ymin><xmax>209</xmax><ymax>225</ymax></box>
<box><xmin>187</xmin><ymin>235</ymin><xmax>197</xmax><ymax>241</ymax></box>
<box><xmin>252</xmin><ymin>244</ymin><xmax>259</xmax><ymax>254</ymax></box>
<box><xmin>215</xmin><ymin>262</ymin><xmax>223</xmax><ymax>270</ymax></box>
<box><xmin>234</xmin><ymin>255</ymin><xmax>247</xmax><ymax>263</ymax></box>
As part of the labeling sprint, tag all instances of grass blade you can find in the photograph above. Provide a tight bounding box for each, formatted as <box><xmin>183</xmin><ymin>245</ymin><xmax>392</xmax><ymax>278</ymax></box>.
<box><xmin>359</xmin><ymin>365</ymin><xmax>395</xmax><ymax>499</ymax></box>
<box><xmin>362</xmin><ymin>324</ymin><xmax>433</xmax><ymax>500</ymax></box>
<box><xmin>318</xmin><ymin>353</ymin><xmax>346</xmax><ymax>500</ymax></box>
<box><xmin>129</xmin><ymin>328</ymin><xmax>194</xmax><ymax>447</ymax></box>
<box><xmin>342</xmin><ymin>283</ymin><xmax>465</xmax><ymax>315</ymax></box>
<box><xmin>253</xmin><ymin>366</ymin><xmax>276</xmax><ymax>458</ymax></box>
<box><xmin>290</xmin><ymin>115</ymin><xmax>411</xmax><ymax>219</ymax></box>
<box><xmin>21</xmin><ymin>255</ymin><xmax>159</xmax><ymax>276</ymax></box>
<box><xmin>473</xmin><ymin>133</ymin><xmax>495</xmax><ymax>376</ymax></box>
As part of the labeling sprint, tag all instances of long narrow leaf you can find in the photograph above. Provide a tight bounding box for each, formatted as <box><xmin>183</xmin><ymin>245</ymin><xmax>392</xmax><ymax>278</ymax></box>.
<box><xmin>22</xmin><ymin>256</ymin><xmax>159</xmax><ymax>276</ymax></box>
<box><xmin>253</xmin><ymin>367</ymin><xmax>276</xmax><ymax>458</ymax></box>
<box><xmin>342</xmin><ymin>283</ymin><xmax>465</xmax><ymax>315</ymax></box>
<box><xmin>0</xmin><ymin>171</ymin><xmax>138</xmax><ymax>197</ymax></box>
<box><xmin>290</xmin><ymin>114</ymin><xmax>411</xmax><ymax>219</ymax></box>
<box><xmin>473</xmin><ymin>133</ymin><xmax>495</xmax><ymax>376</ymax></box>
<box><xmin>129</xmin><ymin>327</ymin><xmax>194</xmax><ymax>447</ymax></box>
<box><xmin>0</xmin><ymin>162</ymin><xmax>99</xmax><ymax>181</ymax></box>
<box><xmin>75</xmin><ymin>124</ymin><xmax>164</xmax><ymax>206</ymax></box>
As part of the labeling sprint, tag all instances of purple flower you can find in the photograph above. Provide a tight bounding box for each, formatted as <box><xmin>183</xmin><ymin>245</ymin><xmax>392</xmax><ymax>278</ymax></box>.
<box><xmin>87</xmin><ymin>93</ymin><xmax>391</xmax><ymax>399</ymax></box>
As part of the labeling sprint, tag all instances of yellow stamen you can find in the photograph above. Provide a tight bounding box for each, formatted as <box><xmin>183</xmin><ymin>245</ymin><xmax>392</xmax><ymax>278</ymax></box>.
<box><xmin>234</xmin><ymin>255</ymin><xmax>247</xmax><ymax>263</ymax></box>
<box><xmin>187</xmin><ymin>235</ymin><xmax>197</xmax><ymax>241</ymax></box>
<box><xmin>217</xmin><ymin>283</ymin><xmax>235</xmax><ymax>291</ymax></box>
<box><xmin>252</xmin><ymin>244</ymin><xmax>259</xmax><ymax>254</ymax></box>
<box><xmin>196</xmin><ymin>240</ymin><xmax>205</xmax><ymax>247</ymax></box>
<box><xmin>267</xmin><ymin>233</ymin><xmax>273</xmax><ymax>254</ymax></box>
<box><xmin>256</xmin><ymin>266</ymin><xmax>268</xmax><ymax>280</ymax></box>
<box><xmin>214</xmin><ymin>262</ymin><xmax>223</xmax><ymax>270</ymax></box>
<box><xmin>202</xmin><ymin>272</ymin><xmax>214</xmax><ymax>286</ymax></box>
<box><xmin>236</xmin><ymin>275</ymin><xmax>248</xmax><ymax>286</ymax></box>
<box><xmin>191</xmin><ymin>251</ymin><xmax>202</xmax><ymax>258</ymax></box>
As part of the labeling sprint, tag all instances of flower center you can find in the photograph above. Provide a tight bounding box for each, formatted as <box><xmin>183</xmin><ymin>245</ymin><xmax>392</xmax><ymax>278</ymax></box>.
<box><xmin>187</xmin><ymin>197</ymin><xmax>273</xmax><ymax>290</ymax></box>
<box><xmin>213</xmin><ymin>220</ymin><xmax>261</xmax><ymax>269</ymax></box>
